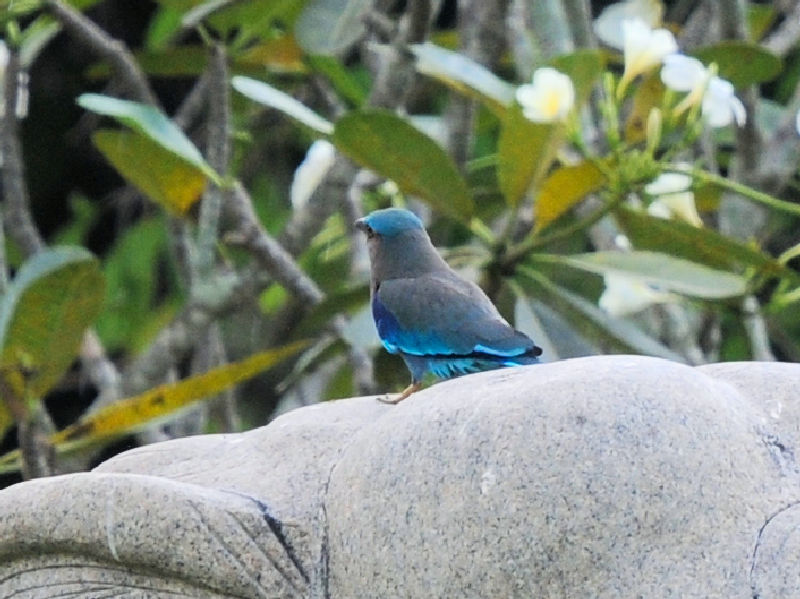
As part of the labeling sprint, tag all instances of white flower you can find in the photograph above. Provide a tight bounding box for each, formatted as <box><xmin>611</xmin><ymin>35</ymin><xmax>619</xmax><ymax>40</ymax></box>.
<box><xmin>660</xmin><ymin>54</ymin><xmax>745</xmax><ymax>128</ymax></box>
<box><xmin>703</xmin><ymin>77</ymin><xmax>746</xmax><ymax>127</ymax></box>
<box><xmin>644</xmin><ymin>172</ymin><xmax>691</xmax><ymax>195</ymax></box>
<box><xmin>515</xmin><ymin>67</ymin><xmax>575</xmax><ymax>123</ymax></box>
<box><xmin>594</xmin><ymin>0</ymin><xmax>663</xmax><ymax>50</ymax></box>
<box><xmin>661</xmin><ymin>54</ymin><xmax>707</xmax><ymax>99</ymax></box>
<box><xmin>599</xmin><ymin>272</ymin><xmax>672</xmax><ymax>316</ymax></box>
<box><xmin>644</xmin><ymin>171</ymin><xmax>702</xmax><ymax>227</ymax></box>
<box><xmin>290</xmin><ymin>140</ymin><xmax>335</xmax><ymax>210</ymax></box>
<box><xmin>621</xmin><ymin>18</ymin><xmax>677</xmax><ymax>85</ymax></box>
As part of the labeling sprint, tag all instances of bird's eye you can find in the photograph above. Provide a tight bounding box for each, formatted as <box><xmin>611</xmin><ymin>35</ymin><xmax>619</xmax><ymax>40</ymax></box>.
<box><xmin>365</xmin><ymin>227</ymin><xmax>376</xmax><ymax>239</ymax></box>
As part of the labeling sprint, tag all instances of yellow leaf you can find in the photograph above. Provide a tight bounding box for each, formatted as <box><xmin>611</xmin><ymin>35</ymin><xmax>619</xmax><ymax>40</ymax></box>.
<box><xmin>239</xmin><ymin>35</ymin><xmax>307</xmax><ymax>73</ymax></box>
<box><xmin>0</xmin><ymin>340</ymin><xmax>308</xmax><ymax>472</ymax></box>
<box><xmin>498</xmin><ymin>104</ymin><xmax>564</xmax><ymax>208</ymax></box>
<box><xmin>92</xmin><ymin>129</ymin><xmax>206</xmax><ymax>216</ymax></box>
<box><xmin>624</xmin><ymin>71</ymin><xmax>664</xmax><ymax>144</ymax></box>
<box><xmin>53</xmin><ymin>340</ymin><xmax>308</xmax><ymax>450</ymax></box>
<box><xmin>535</xmin><ymin>161</ymin><xmax>606</xmax><ymax>231</ymax></box>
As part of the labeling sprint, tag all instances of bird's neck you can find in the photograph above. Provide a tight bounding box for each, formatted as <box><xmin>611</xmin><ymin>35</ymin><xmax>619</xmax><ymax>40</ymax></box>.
<box><xmin>371</xmin><ymin>230</ymin><xmax>448</xmax><ymax>282</ymax></box>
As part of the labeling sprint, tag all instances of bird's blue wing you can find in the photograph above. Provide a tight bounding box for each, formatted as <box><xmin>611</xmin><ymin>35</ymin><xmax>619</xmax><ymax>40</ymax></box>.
<box><xmin>373</xmin><ymin>272</ymin><xmax>537</xmax><ymax>358</ymax></box>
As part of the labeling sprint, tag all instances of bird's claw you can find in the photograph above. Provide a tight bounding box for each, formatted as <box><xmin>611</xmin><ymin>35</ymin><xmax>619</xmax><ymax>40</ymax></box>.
<box><xmin>376</xmin><ymin>382</ymin><xmax>422</xmax><ymax>404</ymax></box>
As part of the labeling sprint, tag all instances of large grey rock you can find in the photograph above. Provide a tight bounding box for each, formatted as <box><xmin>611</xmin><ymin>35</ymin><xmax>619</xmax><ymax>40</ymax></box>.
<box><xmin>0</xmin><ymin>356</ymin><xmax>799</xmax><ymax>598</ymax></box>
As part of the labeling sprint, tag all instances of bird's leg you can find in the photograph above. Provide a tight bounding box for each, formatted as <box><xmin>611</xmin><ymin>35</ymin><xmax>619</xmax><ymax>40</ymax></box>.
<box><xmin>377</xmin><ymin>381</ymin><xmax>423</xmax><ymax>404</ymax></box>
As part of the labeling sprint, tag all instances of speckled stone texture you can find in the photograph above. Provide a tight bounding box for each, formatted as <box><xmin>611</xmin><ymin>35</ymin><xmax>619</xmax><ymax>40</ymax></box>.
<box><xmin>0</xmin><ymin>356</ymin><xmax>799</xmax><ymax>598</ymax></box>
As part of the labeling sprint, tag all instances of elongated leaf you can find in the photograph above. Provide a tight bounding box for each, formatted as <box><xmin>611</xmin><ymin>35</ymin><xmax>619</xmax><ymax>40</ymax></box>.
<box><xmin>333</xmin><ymin>109</ymin><xmax>473</xmax><ymax>221</ymax></box>
<box><xmin>77</xmin><ymin>94</ymin><xmax>220</xmax><ymax>183</ymax></box>
<box><xmin>516</xmin><ymin>265</ymin><xmax>684</xmax><ymax>362</ymax></box>
<box><xmin>615</xmin><ymin>207</ymin><xmax>791</xmax><ymax>280</ymax></box>
<box><xmin>555</xmin><ymin>251</ymin><xmax>747</xmax><ymax>298</ymax></box>
<box><xmin>692</xmin><ymin>41</ymin><xmax>782</xmax><ymax>88</ymax></box>
<box><xmin>0</xmin><ymin>247</ymin><xmax>105</xmax><ymax>412</ymax></box>
<box><xmin>0</xmin><ymin>341</ymin><xmax>309</xmax><ymax>472</ymax></box>
<box><xmin>19</xmin><ymin>16</ymin><xmax>60</xmax><ymax>68</ymax></box>
<box><xmin>498</xmin><ymin>104</ymin><xmax>563</xmax><ymax>207</ymax></box>
<box><xmin>232</xmin><ymin>75</ymin><xmax>334</xmax><ymax>134</ymax></box>
<box><xmin>410</xmin><ymin>43</ymin><xmax>515</xmax><ymax>117</ymax></box>
<box><xmin>535</xmin><ymin>161</ymin><xmax>606</xmax><ymax>231</ymax></box>
<box><xmin>295</xmin><ymin>0</ymin><xmax>370</xmax><ymax>55</ymax></box>
<box><xmin>307</xmin><ymin>55</ymin><xmax>367</xmax><ymax>107</ymax></box>
<box><xmin>60</xmin><ymin>342</ymin><xmax>306</xmax><ymax>450</ymax></box>
<box><xmin>93</xmin><ymin>129</ymin><xmax>206</xmax><ymax>215</ymax></box>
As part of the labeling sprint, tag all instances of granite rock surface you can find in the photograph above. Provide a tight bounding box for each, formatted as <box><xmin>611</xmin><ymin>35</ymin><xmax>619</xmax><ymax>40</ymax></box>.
<box><xmin>0</xmin><ymin>356</ymin><xmax>798</xmax><ymax>598</ymax></box>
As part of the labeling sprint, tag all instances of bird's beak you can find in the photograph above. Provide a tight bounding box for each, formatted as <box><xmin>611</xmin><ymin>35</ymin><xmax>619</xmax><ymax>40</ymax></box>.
<box><xmin>354</xmin><ymin>218</ymin><xmax>367</xmax><ymax>232</ymax></box>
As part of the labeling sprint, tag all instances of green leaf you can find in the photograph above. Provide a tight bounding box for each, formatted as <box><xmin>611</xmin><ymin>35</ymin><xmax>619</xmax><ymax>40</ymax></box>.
<box><xmin>535</xmin><ymin>161</ymin><xmax>606</xmax><ymax>231</ymax></box>
<box><xmin>692</xmin><ymin>41</ymin><xmax>782</xmax><ymax>88</ymax></box>
<box><xmin>0</xmin><ymin>247</ymin><xmax>105</xmax><ymax>407</ymax></box>
<box><xmin>410</xmin><ymin>43</ymin><xmax>516</xmax><ymax>117</ymax></box>
<box><xmin>549</xmin><ymin>49</ymin><xmax>604</xmax><ymax>107</ymax></box>
<box><xmin>206</xmin><ymin>0</ymin><xmax>305</xmax><ymax>49</ymax></box>
<box><xmin>498</xmin><ymin>103</ymin><xmax>563</xmax><ymax>208</ymax></box>
<box><xmin>615</xmin><ymin>207</ymin><xmax>790</xmax><ymax>280</ymax></box>
<box><xmin>295</xmin><ymin>0</ymin><xmax>370</xmax><ymax>56</ymax></box>
<box><xmin>93</xmin><ymin>129</ymin><xmax>207</xmax><ymax>215</ymax></box>
<box><xmin>333</xmin><ymin>109</ymin><xmax>473</xmax><ymax>221</ymax></box>
<box><xmin>77</xmin><ymin>93</ymin><xmax>220</xmax><ymax>183</ymax></box>
<box><xmin>95</xmin><ymin>217</ymin><xmax>177</xmax><ymax>353</ymax></box>
<box><xmin>232</xmin><ymin>75</ymin><xmax>334</xmax><ymax>135</ymax></box>
<box><xmin>307</xmin><ymin>55</ymin><xmax>368</xmax><ymax>107</ymax></box>
<box><xmin>19</xmin><ymin>15</ymin><xmax>60</xmax><ymax>68</ymax></box>
<box><xmin>516</xmin><ymin>265</ymin><xmax>684</xmax><ymax>362</ymax></box>
<box><xmin>555</xmin><ymin>251</ymin><xmax>747</xmax><ymax>299</ymax></box>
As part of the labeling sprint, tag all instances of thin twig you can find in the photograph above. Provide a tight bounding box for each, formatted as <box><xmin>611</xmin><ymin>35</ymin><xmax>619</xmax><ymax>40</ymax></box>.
<box><xmin>563</xmin><ymin>0</ymin><xmax>595</xmax><ymax>49</ymax></box>
<box><xmin>743</xmin><ymin>295</ymin><xmax>776</xmax><ymax>361</ymax></box>
<box><xmin>226</xmin><ymin>182</ymin><xmax>376</xmax><ymax>394</ymax></box>
<box><xmin>173</xmin><ymin>70</ymin><xmax>210</xmax><ymax>131</ymax></box>
<box><xmin>122</xmin><ymin>268</ymin><xmax>248</xmax><ymax>395</ymax></box>
<box><xmin>47</xmin><ymin>0</ymin><xmax>158</xmax><ymax>106</ymax></box>
<box><xmin>194</xmin><ymin>44</ymin><xmax>230</xmax><ymax>278</ymax></box>
<box><xmin>445</xmin><ymin>0</ymin><xmax>509</xmax><ymax>168</ymax></box>
<box><xmin>764</xmin><ymin>2</ymin><xmax>800</xmax><ymax>57</ymax></box>
<box><xmin>529</xmin><ymin>0</ymin><xmax>574</xmax><ymax>59</ymax></box>
<box><xmin>1</xmin><ymin>50</ymin><xmax>44</xmax><ymax>256</ymax></box>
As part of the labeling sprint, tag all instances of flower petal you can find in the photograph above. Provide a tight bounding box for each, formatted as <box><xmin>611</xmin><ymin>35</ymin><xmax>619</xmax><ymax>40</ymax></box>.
<box><xmin>516</xmin><ymin>67</ymin><xmax>575</xmax><ymax>123</ymax></box>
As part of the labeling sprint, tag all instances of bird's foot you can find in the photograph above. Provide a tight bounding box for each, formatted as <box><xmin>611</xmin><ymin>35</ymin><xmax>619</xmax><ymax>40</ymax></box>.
<box><xmin>377</xmin><ymin>382</ymin><xmax>422</xmax><ymax>404</ymax></box>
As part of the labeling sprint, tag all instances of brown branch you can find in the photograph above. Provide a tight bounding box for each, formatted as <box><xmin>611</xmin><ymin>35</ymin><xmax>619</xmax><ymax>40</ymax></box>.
<box><xmin>563</xmin><ymin>0</ymin><xmax>595</xmax><ymax>49</ymax></box>
<box><xmin>227</xmin><ymin>183</ymin><xmax>324</xmax><ymax>304</ymax></box>
<box><xmin>194</xmin><ymin>44</ymin><xmax>230</xmax><ymax>278</ymax></box>
<box><xmin>764</xmin><ymin>3</ymin><xmax>800</xmax><ymax>57</ymax></box>
<box><xmin>1</xmin><ymin>50</ymin><xmax>44</xmax><ymax>257</ymax></box>
<box><xmin>226</xmin><ymin>182</ymin><xmax>376</xmax><ymax>394</ymax></box>
<box><xmin>445</xmin><ymin>0</ymin><xmax>509</xmax><ymax>168</ymax></box>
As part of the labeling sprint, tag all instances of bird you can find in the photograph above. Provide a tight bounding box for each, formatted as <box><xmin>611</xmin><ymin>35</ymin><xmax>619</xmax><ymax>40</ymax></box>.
<box><xmin>355</xmin><ymin>208</ymin><xmax>542</xmax><ymax>403</ymax></box>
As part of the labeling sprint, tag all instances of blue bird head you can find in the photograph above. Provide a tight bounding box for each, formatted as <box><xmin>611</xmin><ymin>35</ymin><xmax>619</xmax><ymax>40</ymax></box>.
<box><xmin>355</xmin><ymin>208</ymin><xmax>447</xmax><ymax>281</ymax></box>
<box><xmin>355</xmin><ymin>208</ymin><xmax>423</xmax><ymax>238</ymax></box>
